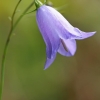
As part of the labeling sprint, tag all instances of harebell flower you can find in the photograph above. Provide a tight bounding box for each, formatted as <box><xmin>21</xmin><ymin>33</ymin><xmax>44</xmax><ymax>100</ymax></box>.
<box><xmin>35</xmin><ymin>0</ymin><xmax>96</xmax><ymax>69</ymax></box>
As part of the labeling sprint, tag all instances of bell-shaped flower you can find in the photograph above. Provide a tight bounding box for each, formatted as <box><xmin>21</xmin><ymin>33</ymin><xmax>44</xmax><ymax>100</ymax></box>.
<box><xmin>36</xmin><ymin>3</ymin><xmax>96</xmax><ymax>69</ymax></box>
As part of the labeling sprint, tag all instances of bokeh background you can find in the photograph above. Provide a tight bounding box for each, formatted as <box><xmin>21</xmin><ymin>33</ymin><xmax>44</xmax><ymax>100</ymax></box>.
<box><xmin>0</xmin><ymin>0</ymin><xmax>100</xmax><ymax>100</ymax></box>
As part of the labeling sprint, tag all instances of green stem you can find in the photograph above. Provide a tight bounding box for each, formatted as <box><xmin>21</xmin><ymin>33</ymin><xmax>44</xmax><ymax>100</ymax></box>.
<box><xmin>13</xmin><ymin>0</ymin><xmax>35</xmax><ymax>30</ymax></box>
<box><xmin>0</xmin><ymin>0</ymin><xmax>35</xmax><ymax>100</ymax></box>
<box><xmin>0</xmin><ymin>1</ymin><xmax>22</xmax><ymax>99</ymax></box>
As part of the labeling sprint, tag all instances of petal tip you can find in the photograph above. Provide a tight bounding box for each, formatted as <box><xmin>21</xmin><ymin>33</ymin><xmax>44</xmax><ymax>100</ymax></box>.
<box><xmin>73</xmin><ymin>28</ymin><xmax>96</xmax><ymax>40</ymax></box>
<box><xmin>44</xmin><ymin>54</ymin><xmax>56</xmax><ymax>70</ymax></box>
<box><xmin>85</xmin><ymin>31</ymin><xmax>96</xmax><ymax>38</ymax></box>
<box><xmin>43</xmin><ymin>67</ymin><xmax>48</xmax><ymax>70</ymax></box>
<box><xmin>90</xmin><ymin>31</ymin><xmax>96</xmax><ymax>35</ymax></box>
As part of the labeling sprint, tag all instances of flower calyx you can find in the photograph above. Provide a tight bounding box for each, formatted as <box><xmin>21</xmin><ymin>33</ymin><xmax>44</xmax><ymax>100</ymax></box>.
<box><xmin>35</xmin><ymin>0</ymin><xmax>43</xmax><ymax>9</ymax></box>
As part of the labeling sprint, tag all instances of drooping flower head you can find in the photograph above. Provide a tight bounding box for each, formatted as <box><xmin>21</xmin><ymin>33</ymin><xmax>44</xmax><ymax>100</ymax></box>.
<box><xmin>35</xmin><ymin>0</ymin><xmax>96</xmax><ymax>69</ymax></box>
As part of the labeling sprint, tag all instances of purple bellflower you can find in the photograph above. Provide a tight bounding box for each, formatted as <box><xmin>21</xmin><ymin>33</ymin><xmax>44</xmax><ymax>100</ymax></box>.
<box><xmin>35</xmin><ymin>0</ymin><xmax>96</xmax><ymax>69</ymax></box>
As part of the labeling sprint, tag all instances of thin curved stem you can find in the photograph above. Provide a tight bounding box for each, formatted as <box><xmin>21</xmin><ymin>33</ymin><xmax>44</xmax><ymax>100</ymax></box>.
<box><xmin>0</xmin><ymin>0</ymin><xmax>35</xmax><ymax>100</ymax></box>
<box><xmin>13</xmin><ymin>0</ymin><xmax>35</xmax><ymax>30</ymax></box>
<box><xmin>0</xmin><ymin>1</ymin><xmax>22</xmax><ymax>100</ymax></box>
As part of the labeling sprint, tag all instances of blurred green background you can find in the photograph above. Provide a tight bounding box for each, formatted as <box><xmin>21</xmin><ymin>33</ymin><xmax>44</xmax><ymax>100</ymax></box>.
<box><xmin>0</xmin><ymin>0</ymin><xmax>100</xmax><ymax>100</ymax></box>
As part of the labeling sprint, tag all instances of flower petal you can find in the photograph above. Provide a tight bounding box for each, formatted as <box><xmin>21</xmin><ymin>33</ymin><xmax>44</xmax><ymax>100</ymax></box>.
<box><xmin>44</xmin><ymin>54</ymin><xmax>56</xmax><ymax>70</ymax></box>
<box><xmin>36</xmin><ymin>6</ymin><xmax>74</xmax><ymax>39</ymax></box>
<box><xmin>58</xmin><ymin>39</ymin><xmax>76</xmax><ymax>56</ymax></box>
<box><xmin>36</xmin><ymin>6</ymin><xmax>60</xmax><ymax>58</ymax></box>
<box><xmin>43</xmin><ymin>6</ymin><xmax>84</xmax><ymax>38</ymax></box>
<box><xmin>72</xmin><ymin>28</ymin><xmax>96</xmax><ymax>40</ymax></box>
<box><xmin>36</xmin><ymin>5</ymin><xmax>96</xmax><ymax>41</ymax></box>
